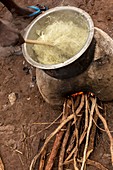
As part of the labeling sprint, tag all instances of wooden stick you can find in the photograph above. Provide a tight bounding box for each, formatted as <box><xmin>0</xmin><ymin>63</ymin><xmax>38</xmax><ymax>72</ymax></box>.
<box><xmin>75</xmin><ymin>95</ymin><xmax>85</xmax><ymax>115</ymax></box>
<box><xmin>0</xmin><ymin>157</ymin><xmax>4</xmax><ymax>170</ymax></box>
<box><xmin>30</xmin><ymin>96</ymin><xmax>84</xmax><ymax>170</ymax></box>
<box><xmin>73</xmin><ymin>109</ymin><xmax>82</xmax><ymax>170</ymax></box>
<box><xmin>73</xmin><ymin>128</ymin><xmax>79</xmax><ymax>170</ymax></box>
<box><xmin>25</xmin><ymin>39</ymin><xmax>54</xmax><ymax>47</ymax></box>
<box><xmin>64</xmin><ymin>95</ymin><xmax>85</xmax><ymax>162</ymax></box>
<box><xmin>45</xmin><ymin>130</ymin><xmax>64</xmax><ymax>170</ymax></box>
<box><xmin>65</xmin><ymin>118</ymin><xmax>82</xmax><ymax>163</ymax></box>
<box><xmin>79</xmin><ymin>94</ymin><xmax>89</xmax><ymax>145</ymax></box>
<box><xmin>58</xmin><ymin>122</ymin><xmax>71</xmax><ymax>170</ymax></box>
<box><xmin>64</xmin><ymin>157</ymin><xmax>108</xmax><ymax>170</ymax></box>
<box><xmin>39</xmin><ymin>149</ymin><xmax>46</xmax><ymax>170</ymax></box>
<box><xmin>45</xmin><ymin>99</ymin><xmax>70</xmax><ymax>170</ymax></box>
<box><xmin>78</xmin><ymin>158</ymin><xmax>109</xmax><ymax>170</ymax></box>
<box><xmin>81</xmin><ymin>97</ymin><xmax>96</xmax><ymax>170</ymax></box>
<box><xmin>74</xmin><ymin>95</ymin><xmax>81</xmax><ymax>110</ymax></box>
<box><xmin>95</xmin><ymin>104</ymin><xmax>113</xmax><ymax>166</ymax></box>
<box><xmin>66</xmin><ymin>95</ymin><xmax>83</xmax><ymax>155</ymax></box>
<box><xmin>30</xmin><ymin>112</ymin><xmax>62</xmax><ymax>138</ymax></box>
<box><xmin>32</xmin><ymin>122</ymin><xmax>60</xmax><ymax>125</ymax></box>
<box><xmin>85</xmin><ymin>95</ymin><xmax>89</xmax><ymax>129</ymax></box>
<box><xmin>72</xmin><ymin>96</ymin><xmax>78</xmax><ymax>169</ymax></box>
<box><xmin>66</xmin><ymin>129</ymin><xmax>76</xmax><ymax>154</ymax></box>
<box><xmin>87</xmin><ymin>109</ymin><xmax>98</xmax><ymax>159</ymax></box>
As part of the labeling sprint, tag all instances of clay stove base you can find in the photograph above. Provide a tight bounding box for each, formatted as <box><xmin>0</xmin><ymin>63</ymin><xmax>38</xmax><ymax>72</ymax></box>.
<box><xmin>36</xmin><ymin>27</ymin><xmax>113</xmax><ymax>105</ymax></box>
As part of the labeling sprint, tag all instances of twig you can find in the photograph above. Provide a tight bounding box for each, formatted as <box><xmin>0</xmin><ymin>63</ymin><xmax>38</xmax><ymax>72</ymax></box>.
<box><xmin>0</xmin><ymin>157</ymin><xmax>4</xmax><ymax>170</ymax></box>
<box><xmin>65</xmin><ymin>123</ymin><xmax>81</xmax><ymax>163</ymax></box>
<box><xmin>74</xmin><ymin>95</ymin><xmax>81</xmax><ymax>110</ymax></box>
<box><xmin>75</xmin><ymin>94</ymin><xmax>85</xmax><ymax>115</ymax></box>
<box><xmin>92</xmin><ymin>117</ymin><xmax>105</xmax><ymax>132</ymax></box>
<box><xmin>64</xmin><ymin>158</ymin><xmax>108</xmax><ymax>170</ymax></box>
<box><xmin>30</xmin><ymin>96</ymin><xmax>85</xmax><ymax>170</ymax></box>
<box><xmin>58</xmin><ymin>122</ymin><xmax>71</xmax><ymax>170</ymax></box>
<box><xmin>81</xmin><ymin>97</ymin><xmax>96</xmax><ymax>170</ymax></box>
<box><xmin>93</xmin><ymin>118</ymin><xmax>113</xmax><ymax>133</ymax></box>
<box><xmin>71</xmin><ymin>97</ymin><xmax>77</xmax><ymax>125</ymax></box>
<box><xmin>32</xmin><ymin>122</ymin><xmax>60</xmax><ymax>125</ymax></box>
<box><xmin>78</xmin><ymin>158</ymin><xmax>108</xmax><ymax>170</ymax></box>
<box><xmin>63</xmin><ymin>158</ymin><xmax>74</xmax><ymax>165</ymax></box>
<box><xmin>65</xmin><ymin>95</ymin><xmax>85</xmax><ymax>162</ymax></box>
<box><xmin>79</xmin><ymin>94</ymin><xmax>89</xmax><ymax>145</ymax></box>
<box><xmin>17</xmin><ymin>153</ymin><xmax>24</xmax><ymax>166</ymax></box>
<box><xmin>30</xmin><ymin>114</ymin><xmax>74</xmax><ymax>170</ymax></box>
<box><xmin>85</xmin><ymin>95</ymin><xmax>89</xmax><ymax>129</ymax></box>
<box><xmin>30</xmin><ymin>112</ymin><xmax>62</xmax><ymax>138</ymax></box>
<box><xmin>87</xmin><ymin>111</ymin><xmax>98</xmax><ymax>159</ymax></box>
<box><xmin>72</xmin><ymin>97</ymin><xmax>79</xmax><ymax>170</ymax></box>
<box><xmin>65</xmin><ymin>145</ymin><xmax>76</xmax><ymax>163</ymax></box>
<box><xmin>45</xmin><ymin>130</ymin><xmax>64</xmax><ymax>170</ymax></box>
<box><xmin>66</xmin><ymin>129</ymin><xmax>76</xmax><ymax>154</ymax></box>
<box><xmin>73</xmin><ymin>128</ymin><xmax>79</xmax><ymax>170</ymax></box>
<box><xmin>66</xmin><ymin>96</ymin><xmax>80</xmax><ymax>156</ymax></box>
<box><xmin>15</xmin><ymin>148</ymin><xmax>24</xmax><ymax>166</ymax></box>
<box><xmin>73</xmin><ymin>110</ymin><xmax>82</xmax><ymax>170</ymax></box>
<box><xmin>45</xmin><ymin>99</ymin><xmax>70</xmax><ymax>170</ymax></box>
<box><xmin>95</xmin><ymin>104</ymin><xmax>113</xmax><ymax>166</ymax></box>
<box><xmin>15</xmin><ymin>149</ymin><xmax>23</xmax><ymax>155</ymax></box>
<box><xmin>39</xmin><ymin>149</ymin><xmax>46</xmax><ymax>170</ymax></box>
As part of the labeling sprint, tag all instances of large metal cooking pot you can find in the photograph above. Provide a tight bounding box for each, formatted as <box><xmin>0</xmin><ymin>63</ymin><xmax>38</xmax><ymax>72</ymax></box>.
<box><xmin>22</xmin><ymin>6</ymin><xmax>94</xmax><ymax>79</ymax></box>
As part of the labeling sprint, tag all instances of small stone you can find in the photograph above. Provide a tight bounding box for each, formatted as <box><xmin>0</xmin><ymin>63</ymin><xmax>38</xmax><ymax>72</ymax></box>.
<box><xmin>27</xmin><ymin>97</ymin><xmax>30</xmax><ymax>101</ymax></box>
<box><xmin>8</xmin><ymin>92</ymin><xmax>17</xmax><ymax>105</ymax></box>
<box><xmin>23</xmin><ymin>60</ymin><xmax>25</xmax><ymax>65</ymax></box>
<box><xmin>29</xmin><ymin>82</ymin><xmax>35</xmax><ymax>88</ymax></box>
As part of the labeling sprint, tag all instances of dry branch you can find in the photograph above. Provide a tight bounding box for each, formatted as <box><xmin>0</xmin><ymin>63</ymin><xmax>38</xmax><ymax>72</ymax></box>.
<box><xmin>45</xmin><ymin>130</ymin><xmax>64</xmax><ymax>170</ymax></box>
<box><xmin>78</xmin><ymin>158</ymin><xmax>109</xmax><ymax>170</ymax></box>
<box><xmin>0</xmin><ymin>157</ymin><xmax>4</xmax><ymax>170</ymax></box>
<box><xmin>58</xmin><ymin>122</ymin><xmax>71</xmax><ymax>170</ymax></box>
<box><xmin>95</xmin><ymin>104</ymin><xmax>113</xmax><ymax>166</ymax></box>
<box><xmin>79</xmin><ymin>95</ymin><xmax>89</xmax><ymax>145</ymax></box>
<box><xmin>30</xmin><ymin>96</ymin><xmax>85</xmax><ymax>170</ymax></box>
<box><xmin>32</xmin><ymin>112</ymin><xmax>62</xmax><ymax>136</ymax></box>
<box><xmin>64</xmin><ymin>95</ymin><xmax>85</xmax><ymax>162</ymax></box>
<box><xmin>74</xmin><ymin>95</ymin><xmax>81</xmax><ymax>110</ymax></box>
<box><xmin>65</xmin><ymin>146</ymin><xmax>76</xmax><ymax>163</ymax></box>
<box><xmin>30</xmin><ymin>93</ymin><xmax>110</xmax><ymax>170</ymax></box>
<box><xmin>45</xmin><ymin>99</ymin><xmax>70</xmax><ymax>170</ymax></box>
<box><xmin>67</xmin><ymin>130</ymin><xmax>76</xmax><ymax>154</ymax></box>
<box><xmin>73</xmin><ymin>111</ymin><xmax>82</xmax><ymax>170</ymax></box>
<box><xmin>64</xmin><ymin>158</ymin><xmax>108</xmax><ymax>170</ymax></box>
<box><xmin>87</xmin><ymin>111</ymin><xmax>98</xmax><ymax>158</ymax></box>
<box><xmin>81</xmin><ymin>97</ymin><xmax>96</xmax><ymax>170</ymax></box>
<box><xmin>39</xmin><ymin>149</ymin><xmax>46</xmax><ymax>170</ymax></box>
<box><xmin>66</xmin><ymin>96</ymin><xmax>82</xmax><ymax>156</ymax></box>
<box><xmin>73</xmin><ymin>128</ymin><xmax>79</xmax><ymax>170</ymax></box>
<box><xmin>75</xmin><ymin>94</ymin><xmax>85</xmax><ymax>115</ymax></box>
<box><xmin>64</xmin><ymin>118</ymin><xmax>81</xmax><ymax>163</ymax></box>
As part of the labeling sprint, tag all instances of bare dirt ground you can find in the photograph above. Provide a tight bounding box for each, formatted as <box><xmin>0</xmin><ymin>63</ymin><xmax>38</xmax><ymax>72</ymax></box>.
<box><xmin>0</xmin><ymin>0</ymin><xmax>113</xmax><ymax>170</ymax></box>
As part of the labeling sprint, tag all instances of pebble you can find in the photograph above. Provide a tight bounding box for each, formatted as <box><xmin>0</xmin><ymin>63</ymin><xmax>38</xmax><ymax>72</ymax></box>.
<box><xmin>8</xmin><ymin>92</ymin><xmax>17</xmax><ymax>105</ymax></box>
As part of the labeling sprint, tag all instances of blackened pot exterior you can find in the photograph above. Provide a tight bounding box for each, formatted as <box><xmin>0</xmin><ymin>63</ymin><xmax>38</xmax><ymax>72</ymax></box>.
<box><xmin>44</xmin><ymin>39</ymin><xmax>96</xmax><ymax>79</ymax></box>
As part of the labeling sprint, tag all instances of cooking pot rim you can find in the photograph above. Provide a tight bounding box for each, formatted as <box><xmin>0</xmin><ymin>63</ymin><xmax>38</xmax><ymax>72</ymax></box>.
<box><xmin>22</xmin><ymin>6</ymin><xmax>94</xmax><ymax>70</ymax></box>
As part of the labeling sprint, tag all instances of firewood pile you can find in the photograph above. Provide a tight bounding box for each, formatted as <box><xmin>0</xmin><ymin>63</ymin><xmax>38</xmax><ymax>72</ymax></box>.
<box><xmin>29</xmin><ymin>93</ymin><xmax>113</xmax><ymax>170</ymax></box>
